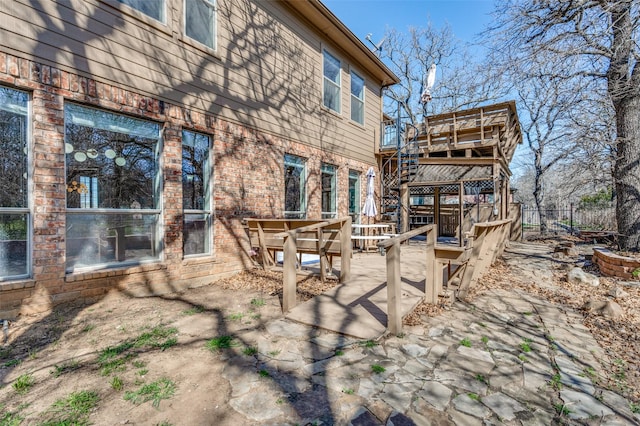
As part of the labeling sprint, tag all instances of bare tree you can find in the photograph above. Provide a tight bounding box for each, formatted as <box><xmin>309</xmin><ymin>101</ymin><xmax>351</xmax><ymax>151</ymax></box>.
<box><xmin>486</xmin><ymin>0</ymin><xmax>640</xmax><ymax>250</ymax></box>
<box><xmin>380</xmin><ymin>23</ymin><xmax>504</xmax><ymax>124</ymax></box>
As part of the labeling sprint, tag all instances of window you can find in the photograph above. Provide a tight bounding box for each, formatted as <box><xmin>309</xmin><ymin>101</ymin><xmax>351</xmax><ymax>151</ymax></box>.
<box><xmin>185</xmin><ymin>0</ymin><xmax>216</xmax><ymax>50</ymax></box>
<box><xmin>284</xmin><ymin>154</ymin><xmax>306</xmax><ymax>219</ymax></box>
<box><xmin>117</xmin><ymin>0</ymin><xmax>165</xmax><ymax>22</ymax></box>
<box><xmin>182</xmin><ymin>130</ymin><xmax>211</xmax><ymax>256</ymax></box>
<box><xmin>0</xmin><ymin>87</ymin><xmax>30</xmax><ymax>280</ymax></box>
<box><xmin>321</xmin><ymin>163</ymin><xmax>337</xmax><ymax>219</ymax></box>
<box><xmin>323</xmin><ymin>50</ymin><xmax>341</xmax><ymax>113</ymax></box>
<box><xmin>350</xmin><ymin>71</ymin><xmax>365</xmax><ymax>125</ymax></box>
<box><xmin>64</xmin><ymin>104</ymin><xmax>161</xmax><ymax>270</ymax></box>
<box><xmin>348</xmin><ymin>170</ymin><xmax>360</xmax><ymax>222</ymax></box>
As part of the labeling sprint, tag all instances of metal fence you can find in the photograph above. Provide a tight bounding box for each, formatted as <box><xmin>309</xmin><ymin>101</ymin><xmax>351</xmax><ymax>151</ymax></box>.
<box><xmin>521</xmin><ymin>204</ymin><xmax>616</xmax><ymax>235</ymax></box>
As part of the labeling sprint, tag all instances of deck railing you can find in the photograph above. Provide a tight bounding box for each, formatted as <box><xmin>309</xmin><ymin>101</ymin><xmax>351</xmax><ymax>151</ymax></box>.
<box><xmin>377</xmin><ymin>224</ymin><xmax>437</xmax><ymax>335</ymax></box>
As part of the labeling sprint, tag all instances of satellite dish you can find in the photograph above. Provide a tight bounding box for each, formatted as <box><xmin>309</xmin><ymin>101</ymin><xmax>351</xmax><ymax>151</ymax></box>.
<box><xmin>421</xmin><ymin>63</ymin><xmax>437</xmax><ymax>104</ymax></box>
<box><xmin>365</xmin><ymin>33</ymin><xmax>385</xmax><ymax>55</ymax></box>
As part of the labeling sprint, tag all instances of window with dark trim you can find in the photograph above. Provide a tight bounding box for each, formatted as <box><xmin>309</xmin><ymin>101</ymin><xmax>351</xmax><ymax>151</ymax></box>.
<box><xmin>64</xmin><ymin>103</ymin><xmax>161</xmax><ymax>271</ymax></box>
<box><xmin>182</xmin><ymin>130</ymin><xmax>212</xmax><ymax>256</ymax></box>
<box><xmin>0</xmin><ymin>86</ymin><xmax>30</xmax><ymax>280</ymax></box>
<box><xmin>321</xmin><ymin>163</ymin><xmax>337</xmax><ymax>219</ymax></box>
<box><xmin>284</xmin><ymin>154</ymin><xmax>307</xmax><ymax>219</ymax></box>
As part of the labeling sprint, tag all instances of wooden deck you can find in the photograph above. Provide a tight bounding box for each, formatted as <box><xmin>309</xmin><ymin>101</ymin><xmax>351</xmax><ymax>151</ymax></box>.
<box><xmin>285</xmin><ymin>244</ymin><xmax>428</xmax><ymax>340</ymax></box>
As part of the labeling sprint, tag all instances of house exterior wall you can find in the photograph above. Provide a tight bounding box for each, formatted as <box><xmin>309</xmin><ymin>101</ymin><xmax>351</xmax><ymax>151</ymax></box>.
<box><xmin>0</xmin><ymin>0</ymin><xmax>393</xmax><ymax>317</ymax></box>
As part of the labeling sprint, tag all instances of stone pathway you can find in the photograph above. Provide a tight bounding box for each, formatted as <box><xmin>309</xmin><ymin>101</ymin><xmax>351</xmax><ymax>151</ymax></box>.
<box><xmin>219</xmin><ymin>243</ymin><xmax>640</xmax><ymax>425</ymax></box>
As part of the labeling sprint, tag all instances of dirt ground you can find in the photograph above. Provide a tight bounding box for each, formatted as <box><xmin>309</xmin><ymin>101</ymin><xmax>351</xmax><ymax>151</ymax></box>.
<box><xmin>1</xmin><ymin>239</ymin><xmax>639</xmax><ymax>425</ymax></box>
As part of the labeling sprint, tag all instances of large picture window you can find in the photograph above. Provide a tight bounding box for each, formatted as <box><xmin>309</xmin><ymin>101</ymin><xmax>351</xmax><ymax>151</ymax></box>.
<box><xmin>185</xmin><ymin>0</ymin><xmax>216</xmax><ymax>49</ymax></box>
<box><xmin>64</xmin><ymin>104</ymin><xmax>161</xmax><ymax>271</ymax></box>
<box><xmin>350</xmin><ymin>71</ymin><xmax>365</xmax><ymax>125</ymax></box>
<box><xmin>182</xmin><ymin>130</ymin><xmax>211</xmax><ymax>256</ymax></box>
<box><xmin>321</xmin><ymin>163</ymin><xmax>337</xmax><ymax>219</ymax></box>
<box><xmin>323</xmin><ymin>50</ymin><xmax>341</xmax><ymax>113</ymax></box>
<box><xmin>0</xmin><ymin>87</ymin><xmax>30</xmax><ymax>280</ymax></box>
<box><xmin>117</xmin><ymin>0</ymin><xmax>165</xmax><ymax>23</ymax></box>
<box><xmin>284</xmin><ymin>154</ymin><xmax>307</xmax><ymax>219</ymax></box>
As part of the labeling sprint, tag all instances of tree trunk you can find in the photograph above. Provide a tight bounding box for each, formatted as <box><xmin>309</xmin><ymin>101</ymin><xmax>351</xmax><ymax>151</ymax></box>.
<box><xmin>533</xmin><ymin>156</ymin><xmax>547</xmax><ymax>234</ymax></box>
<box><xmin>614</xmin><ymin>96</ymin><xmax>640</xmax><ymax>250</ymax></box>
<box><xmin>609</xmin><ymin>2</ymin><xmax>640</xmax><ymax>251</ymax></box>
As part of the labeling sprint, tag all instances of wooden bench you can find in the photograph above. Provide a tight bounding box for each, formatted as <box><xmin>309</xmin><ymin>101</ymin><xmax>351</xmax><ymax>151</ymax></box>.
<box><xmin>245</xmin><ymin>217</ymin><xmax>351</xmax><ymax>285</ymax></box>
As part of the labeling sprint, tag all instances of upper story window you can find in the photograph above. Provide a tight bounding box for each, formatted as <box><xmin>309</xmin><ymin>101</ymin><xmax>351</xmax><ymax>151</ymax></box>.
<box><xmin>64</xmin><ymin>104</ymin><xmax>161</xmax><ymax>271</ymax></box>
<box><xmin>182</xmin><ymin>130</ymin><xmax>212</xmax><ymax>256</ymax></box>
<box><xmin>284</xmin><ymin>154</ymin><xmax>307</xmax><ymax>219</ymax></box>
<box><xmin>323</xmin><ymin>50</ymin><xmax>341</xmax><ymax>113</ymax></box>
<box><xmin>185</xmin><ymin>0</ymin><xmax>217</xmax><ymax>50</ymax></box>
<box><xmin>350</xmin><ymin>71</ymin><xmax>365</xmax><ymax>125</ymax></box>
<box><xmin>117</xmin><ymin>0</ymin><xmax>165</xmax><ymax>23</ymax></box>
<box><xmin>0</xmin><ymin>86</ymin><xmax>30</xmax><ymax>280</ymax></box>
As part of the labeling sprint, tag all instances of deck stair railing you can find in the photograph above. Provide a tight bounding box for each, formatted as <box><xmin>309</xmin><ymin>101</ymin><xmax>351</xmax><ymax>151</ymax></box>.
<box><xmin>376</xmin><ymin>219</ymin><xmax>512</xmax><ymax>335</ymax></box>
<box><xmin>377</xmin><ymin>224</ymin><xmax>437</xmax><ymax>335</ymax></box>
<box><xmin>276</xmin><ymin>217</ymin><xmax>352</xmax><ymax>312</ymax></box>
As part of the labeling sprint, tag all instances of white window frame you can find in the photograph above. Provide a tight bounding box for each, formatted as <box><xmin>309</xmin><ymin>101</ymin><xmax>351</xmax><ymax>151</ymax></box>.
<box><xmin>0</xmin><ymin>86</ymin><xmax>31</xmax><ymax>281</ymax></box>
<box><xmin>284</xmin><ymin>154</ymin><xmax>307</xmax><ymax>219</ymax></box>
<box><xmin>350</xmin><ymin>70</ymin><xmax>365</xmax><ymax>125</ymax></box>
<box><xmin>184</xmin><ymin>0</ymin><xmax>217</xmax><ymax>51</ymax></box>
<box><xmin>323</xmin><ymin>49</ymin><xmax>341</xmax><ymax>113</ymax></box>
<box><xmin>182</xmin><ymin>129</ymin><xmax>212</xmax><ymax>257</ymax></box>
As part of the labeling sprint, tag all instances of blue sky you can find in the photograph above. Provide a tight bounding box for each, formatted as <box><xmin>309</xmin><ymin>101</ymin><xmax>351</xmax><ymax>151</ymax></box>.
<box><xmin>321</xmin><ymin>0</ymin><xmax>496</xmax><ymax>47</ymax></box>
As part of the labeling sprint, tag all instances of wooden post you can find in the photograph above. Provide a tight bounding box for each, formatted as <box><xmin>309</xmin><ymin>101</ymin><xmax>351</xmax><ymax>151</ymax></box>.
<box><xmin>317</xmin><ymin>227</ymin><xmax>326</xmax><ymax>282</ymax></box>
<box><xmin>256</xmin><ymin>222</ymin><xmax>272</xmax><ymax>268</ymax></box>
<box><xmin>339</xmin><ymin>217</ymin><xmax>352</xmax><ymax>283</ymax></box>
<box><xmin>400</xmin><ymin>183</ymin><xmax>409</xmax><ymax>233</ymax></box>
<box><xmin>458</xmin><ymin>182</ymin><xmax>464</xmax><ymax>247</ymax></box>
<box><xmin>282</xmin><ymin>231</ymin><xmax>297</xmax><ymax>312</ymax></box>
<box><xmin>424</xmin><ymin>227</ymin><xmax>438</xmax><ymax>304</ymax></box>
<box><xmin>386</xmin><ymin>242</ymin><xmax>402</xmax><ymax>335</ymax></box>
<box><xmin>434</xmin><ymin>186</ymin><xmax>440</xmax><ymax>235</ymax></box>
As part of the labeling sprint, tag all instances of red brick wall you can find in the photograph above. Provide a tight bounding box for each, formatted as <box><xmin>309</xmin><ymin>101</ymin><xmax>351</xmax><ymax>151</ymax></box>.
<box><xmin>0</xmin><ymin>53</ymin><xmax>376</xmax><ymax>318</ymax></box>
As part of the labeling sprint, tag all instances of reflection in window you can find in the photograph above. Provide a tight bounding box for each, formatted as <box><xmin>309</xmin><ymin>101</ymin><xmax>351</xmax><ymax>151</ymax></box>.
<box><xmin>182</xmin><ymin>130</ymin><xmax>211</xmax><ymax>256</ymax></box>
<box><xmin>0</xmin><ymin>86</ymin><xmax>29</xmax><ymax>279</ymax></box>
<box><xmin>350</xmin><ymin>71</ymin><xmax>365</xmax><ymax>125</ymax></box>
<box><xmin>321</xmin><ymin>163</ymin><xmax>337</xmax><ymax>219</ymax></box>
<box><xmin>64</xmin><ymin>104</ymin><xmax>160</xmax><ymax>270</ymax></box>
<box><xmin>323</xmin><ymin>50</ymin><xmax>341</xmax><ymax>113</ymax></box>
<box><xmin>117</xmin><ymin>0</ymin><xmax>165</xmax><ymax>22</ymax></box>
<box><xmin>185</xmin><ymin>0</ymin><xmax>216</xmax><ymax>49</ymax></box>
<box><xmin>284</xmin><ymin>154</ymin><xmax>306</xmax><ymax>219</ymax></box>
<box><xmin>348</xmin><ymin>170</ymin><xmax>360</xmax><ymax>223</ymax></box>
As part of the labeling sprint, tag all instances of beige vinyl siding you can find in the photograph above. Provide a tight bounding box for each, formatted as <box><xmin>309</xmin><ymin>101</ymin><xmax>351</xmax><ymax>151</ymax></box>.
<box><xmin>1</xmin><ymin>0</ymin><xmax>382</xmax><ymax>164</ymax></box>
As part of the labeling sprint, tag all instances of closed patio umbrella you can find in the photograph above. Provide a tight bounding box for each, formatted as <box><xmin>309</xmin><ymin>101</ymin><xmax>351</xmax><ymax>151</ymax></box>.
<box><xmin>362</xmin><ymin>167</ymin><xmax>377</xmax><ymax>220</ymax></box>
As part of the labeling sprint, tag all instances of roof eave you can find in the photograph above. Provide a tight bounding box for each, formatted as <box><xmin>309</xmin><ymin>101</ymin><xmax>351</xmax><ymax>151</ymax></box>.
<box><xmin>280</xmin><ymin>0</ymin><xmax>400</xmax><ymax>87</ymax></box>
